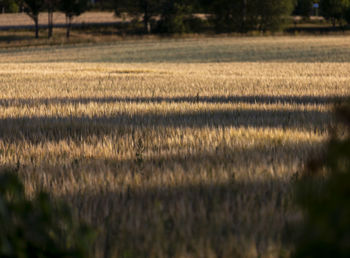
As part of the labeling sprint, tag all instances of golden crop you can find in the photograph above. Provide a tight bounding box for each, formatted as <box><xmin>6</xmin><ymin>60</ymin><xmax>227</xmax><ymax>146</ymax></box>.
<box><xmin>0</xmin><ymin>36</ymin><xmax>349</xmax><ymax>257</ymax></box>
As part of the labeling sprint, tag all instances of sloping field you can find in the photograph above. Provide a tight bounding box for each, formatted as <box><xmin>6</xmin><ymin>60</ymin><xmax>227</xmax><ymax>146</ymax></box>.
<box><xmin>0</xmin><ymin>36</ymin><xmax>349</xmax><ymax>257</ymax></box>
<box><xmin>2</xmin><ymin>36</ymin><xmax>350</xmax><ymax>63</ymax></box>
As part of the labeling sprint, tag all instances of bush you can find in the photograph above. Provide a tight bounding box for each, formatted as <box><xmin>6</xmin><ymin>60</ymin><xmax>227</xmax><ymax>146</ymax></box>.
<box><xmin>294</xmin><ymin>100</ymin><xmax>350</xmax><ymax>257</ymax></box>
<box><xmin>0</xmin><ymin>169</ymin><xmax>95</xmax><ymax>258</ymax></box>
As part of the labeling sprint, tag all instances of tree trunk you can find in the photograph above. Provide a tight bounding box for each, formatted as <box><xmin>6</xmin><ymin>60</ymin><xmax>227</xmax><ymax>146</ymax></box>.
<box><xmin>332</xmin><ymin>17</ymin><xmax>336</xmax><ymax>28</ymax></box>
<box><xmin>143</xmin><ymin>3</ymin><xmax>151</xmax><ymax>34</ymax></box>
<box><xmin>241</xmin><ymin>0</ymin><xmax>247</xmax><ymax>33</ymax></box>
<box><xmin>143</xmin><ymin>14</ymin><xmax>151</xmax><ymax>34</ymax></box>
<box><xmin>48</xmin><ymin>10</ymin><xmax>53</xmax><ymax>38</ymax></box>
<box><xmin>34</xmin><ymin>17</ymin><xmax>39</xmax><ymax>39</ymax></box>
<box><xmin>66</xmin><ymin>15</ymin><xmax>72</xmax><ymax>38</ymax></box>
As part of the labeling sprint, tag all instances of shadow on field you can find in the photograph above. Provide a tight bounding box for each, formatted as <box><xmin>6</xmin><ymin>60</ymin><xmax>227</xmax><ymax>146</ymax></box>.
<box><xmin>63</xmin><ymin>178</ymin><xmax>294</xmax><ymax>257</ymax></box>
<box><xmin>0</xmin><ymin>109</ymin><xmax>331</xmax><ymax>143</ymax></box>
<box><xmin>105</xmin><ymin>46</ymin><xmax>350</xmax><ymax>63</ymax></box>
<box><xmin>0</xmin><ymin>35</ymin><xmax>33</xmax><ymax>42</ymax></box>
<box><xmin>0</xmin><ymin>95</ymin><xmax>346</xmax><ymax>107</ymax></box>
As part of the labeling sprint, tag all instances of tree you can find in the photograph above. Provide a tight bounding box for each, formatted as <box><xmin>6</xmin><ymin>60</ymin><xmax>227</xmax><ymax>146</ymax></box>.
<box><xmin>257</xmin><ymin>0</ymin><xmax>294</xmax><ymax>32</ymax></box>
<box><xmin>132</xmin><ymin>0</ymin><xmax>162</xmax><ymax>33</ymax></box>
<box><xmin>211</xmin><ymin>0</ymin><xmax>294</xmax><ymax>33</ymax></box>
<box><xmin>346</xmin><ymin>5</ymin><xmax>350</xmax><ymax>24</ymax></box>
<box><xmin>293</xmin><ymin>0</ymin><xmax>313</xmax><ymax>18</ymax></box>
<box><xmin>157</xmin><ymin>0</ymin><xmax>195</xmax><ymax>33</ymax></box>
<box><xmin>59</xmin><ymin>0</ymin><xmax>89</xmax><ymax>38</ymax></box>
<box><xmin>45</xmin><ymin>0</ymin><xmax>59</xmax><ymax>38</ymax></box>
<box><xmin>320</xmin><ymin>0</ymin><xmax>350</xmax><ymax>27</ymax></box>
<box><xmin>93</xmin><ymin>0</ymin><xmax>114</xmax><ymax>10</ymax></box>
<box><xmin>211</xmin><ymin>0</ymin><xmax>252</xmax><ymax>33</ymax></box>
<box><xmin>0</xmin><ymin>0</ymin><xmax>19</xmax><ymax>13</ymax></box>
<box><xmin>18</xmin><ymin>0</ymin><xmax>45</xmax><ymax>38</ymax></box>
<box><xmin>113</xmin><ymin>0</ymin><xmax>161</xmax><ymax>34</ymax></box>
<box><xmin>114</xmin><ymin>0</ymin><xmax>195</xmax><ymax>34</ymax></box>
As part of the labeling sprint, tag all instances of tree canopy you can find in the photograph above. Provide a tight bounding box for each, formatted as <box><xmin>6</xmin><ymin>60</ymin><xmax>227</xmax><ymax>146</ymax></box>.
<box><xmin>320</xmin><ymin>0</ymin><xmax>350</xmax><ymax>26</ymax></box>
<box><xmin>5</xmin><ymin>0</ymin><xmax>350</xmax><ymax>38</ymax></box>
<box><xmin>58</xmin><ymin>0</ymin><xmax>90</xmax><ymax>38</ymax></box>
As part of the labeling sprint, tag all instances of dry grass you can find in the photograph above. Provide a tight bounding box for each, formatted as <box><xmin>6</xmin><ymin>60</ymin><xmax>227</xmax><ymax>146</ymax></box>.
<box><xmin>0</xmin><ymin>36</ymin><xmax>349</xmax><ymax>257</ymax></box>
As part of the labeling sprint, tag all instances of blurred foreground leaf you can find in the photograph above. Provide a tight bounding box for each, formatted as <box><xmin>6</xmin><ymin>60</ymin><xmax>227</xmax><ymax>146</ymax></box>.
<box><xmin>294</xmin><ymin>100</ymin><xmax>350</xmax><ymax>258</ymax></box>
<box><xmin>0</xmin><ymin>169</ymin><xmax>96</xmax><ymax>258</ymax></box>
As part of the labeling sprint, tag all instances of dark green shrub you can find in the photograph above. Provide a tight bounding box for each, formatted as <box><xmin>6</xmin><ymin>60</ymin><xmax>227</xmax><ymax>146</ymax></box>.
<box><xmin>294</xmin><ymin>100</ymin><xmax>350</xmax><ymax>258</ymax></box>
<box><xmin>0</xmin><ymin>169</ymin><xmax>95</xmax><ymax>258</ymax></box>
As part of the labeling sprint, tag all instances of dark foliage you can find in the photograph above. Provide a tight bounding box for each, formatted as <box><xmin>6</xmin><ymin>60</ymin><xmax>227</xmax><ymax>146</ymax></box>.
<box><xmin>16</xmin><ymin>0</ymin><xmax>45</xmax><ymax>38</ymax></box>
<box><xmin>58</xmin><ymin>0</ymin><xmax>90</xmax><ymax>38</ymax></box>
<box><xmin>8</xmin><ymin>0</ymin><xmax>350</xmax><ymax>36</ymax></box>
<box><xmin>0</xmin><ymin>169</ymin><xmax>96</xmax><ymax>258</ymax></box>
<box><xmin>0</xmin><ymin>0</ymin><xmax>19</xmax><ymax>13</ymax></box>
<box><xmin>293</xmin><ymin>0</ymin><xmax>313</xmax><ymax>17</ymax></box>
<box><xmin>210</xmin><ymin>0</ymin><xmax>294</xmax><ymax>33</ymax></box>
<box><xmin>294</xmin><ymin>99</ymin><xmax>350</xmax><ymax>257</ymax></box>
<box><xmin>156</xmin><ymin>0</ymin><xmax>194</xmax><ymax>33</ymax></box>
<box><xmin>320</xmin><ymin>0</ymin><xmax>350</xmax><ymax>27</ymax></box>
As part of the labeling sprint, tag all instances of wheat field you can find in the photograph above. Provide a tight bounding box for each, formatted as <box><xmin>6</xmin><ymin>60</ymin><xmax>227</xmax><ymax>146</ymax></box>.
<box><xmin>0</xmin><ymin>36</ymin><xmax>349</xmax><ymax>257</ymax></box>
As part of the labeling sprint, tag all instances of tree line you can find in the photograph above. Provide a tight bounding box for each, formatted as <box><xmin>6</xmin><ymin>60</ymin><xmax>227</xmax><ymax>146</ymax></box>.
<box><xmin>1</xmin><ymin>0</ymin><xmax>350</xmax><ymax>38</ymax></box>
<box><xmin>294</xmin><ymin>0</ymin><xmax>350</xmax><ymax>27</ymax></box>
